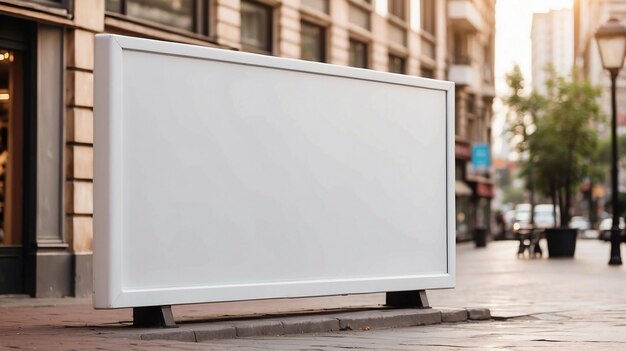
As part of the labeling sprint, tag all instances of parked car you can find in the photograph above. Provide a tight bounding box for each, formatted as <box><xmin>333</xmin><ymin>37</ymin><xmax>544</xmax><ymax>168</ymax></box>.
<box><xmin>598</xmin><ymin>217</ymin><xmax>625</xmax><ymax>241</ymax></box>
<box><xmin>512</xmin><ymin>203</ymin><xmax>559</xmax><ymax>232</ymax></box>
<box><xmin>569</xmin><ymin>216</ymin><xmax>590</xmax><ymax>231</ymax></box>
<box><xmin>570</xmin><ymin>216</ymin><xmax>596</xmax><ymax>239</ymax></box>
<box><xmin>512</xmin><ymin>204</ymin><xmax>531</xmax><ymax>232</ymax></box>
<box><xmin>504</xmin><ymin>209</ymin><xmax>516</xmax><ymax>239</ymax></box>
<box><xmin>534</xmin><ymin>204</ymin><xmax>559</xmax><ymax>229</ymax></box>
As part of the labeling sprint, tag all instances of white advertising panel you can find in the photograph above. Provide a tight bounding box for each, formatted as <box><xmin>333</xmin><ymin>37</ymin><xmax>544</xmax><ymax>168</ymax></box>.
<box><xmin>93</xmin><ymin>34</ymin><xmax>455</xmax><ymax>308</ymax></box>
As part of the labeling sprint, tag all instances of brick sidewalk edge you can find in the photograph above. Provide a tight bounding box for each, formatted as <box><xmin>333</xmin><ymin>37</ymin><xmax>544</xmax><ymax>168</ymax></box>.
<box><xmin>119</xmin><ymin>307</ymin><xmax>491</xmax><ymax>343</ymax></box>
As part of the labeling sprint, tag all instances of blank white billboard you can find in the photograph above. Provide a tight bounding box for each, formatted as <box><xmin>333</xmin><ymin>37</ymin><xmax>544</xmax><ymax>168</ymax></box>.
<box><xmin>93</xmin><ymin>34</ymin><xmax>455</xmax><ymax>309</ymax></box>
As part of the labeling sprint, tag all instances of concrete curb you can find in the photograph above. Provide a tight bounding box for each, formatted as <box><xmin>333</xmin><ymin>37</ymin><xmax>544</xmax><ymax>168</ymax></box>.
<box><xmin>467</xmin><ymin>307</ymin><xmax>491</xmax><ymax>320</ymax></box>
<box><xmin>441</xmin><ymin>308</ymin><xmax>469</xmax><ymax>323</ymax></box>
<box><xmin>132</xmin><ymin>307</ymin><xmax>491</xmax><ymax>342</ymax></box>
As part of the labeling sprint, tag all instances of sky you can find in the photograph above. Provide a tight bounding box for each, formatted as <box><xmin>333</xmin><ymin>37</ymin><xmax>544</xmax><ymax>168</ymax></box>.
<box><xmin>493</xmin><ymin>0</ymin><xmax>573</xmax><ymax>157</ymax></box>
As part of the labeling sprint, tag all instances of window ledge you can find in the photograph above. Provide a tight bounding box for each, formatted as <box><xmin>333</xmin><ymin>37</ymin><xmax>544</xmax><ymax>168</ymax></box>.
<box><xmin>420</xmin><ymin>56</ymin><xmax>436</xmax><ymax>68</ymax></box>
<box><xmin>387</xmin><ymin>14</ymin><xmax>407</xmax><ymax>28</ymax></box>
<box><xmin>300</xmin><ymin>7</ymin><xmax>331</xmax><ymax>24</ymax></box>
<box><xmin>388</xmin><ymin>42</ymin><xmax>408</xmax><ymax>56</ymax></box>
<box><xmin>104</xmin><ymin>13</ymin><xmax>223</xmax><ymax>48</ymax></box>
<box><xmin>0</xmin><ymin>0</ymin><xmax>69</xmax><ymax>17</ymax></box>
<box><xmin>348</xmin><ymin>0</ymin><xmax>373</xmax><ymax>12</ymax></box>
<box><xmin>347</xmin><ymin>24</ymin><xmax>372</xmax><ymax>40</ymax></box>
<box><xmin>241</xmin><ymin>44</ymin><xmax>272</xmax><ymax>56</ymax></box>
<box><xmin>420</xmin><ymin>31</ymin><xmax>436</xmax><ymax>43</ymax></box>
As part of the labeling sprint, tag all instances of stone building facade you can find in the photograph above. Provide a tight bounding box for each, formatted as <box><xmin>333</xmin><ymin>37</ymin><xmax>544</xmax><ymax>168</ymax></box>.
<box><xmin>531</xmin><ymin>8</ymin><xmax>574</xmax><ymax>95</ymax></box>
<box><xmin>0</xmin><ymin>0</ymin><xmax>494</xmax><ymax>297</ymax></box>
<box><xmin>575</xmin><ymin>0</ymin><xmax>626</xmax><ymax>134</ymax></box>
<box><xmin>448</xmin><ymin>0</ymin><xmax>495</xmax><ymax>241</ymax></box>
<box><xmin>574</xmin><ymin>0</ymin><xmax>626</xmax><ymax>220</ymax></box>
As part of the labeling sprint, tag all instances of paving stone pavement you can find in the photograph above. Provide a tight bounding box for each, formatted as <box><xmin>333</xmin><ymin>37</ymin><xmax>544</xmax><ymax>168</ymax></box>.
<box><xmin>2</xmin><ymin>239</ymin><xmax>626</xmax><ymax>350</ymax></box>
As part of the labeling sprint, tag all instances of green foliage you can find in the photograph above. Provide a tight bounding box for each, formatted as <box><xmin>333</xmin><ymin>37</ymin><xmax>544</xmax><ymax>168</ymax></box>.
<box><xmin>586</xmin><ymin>134</ymin><xmax>626</xmax><ymax>186</ymax></box>
<box><xmin>502</xmin><ymin>65</ymin><xmax>546</xmax><ymax>154</ymax></box>
<box><xmin>501</xmin><ymin>184</ymin><xmax>524</xmax><ymax>204</ymax></box>
<box><xmin>503</xmin><ymin>65</ymin><xmax>605</xmax><ymax>225</ymax></box>
<box><xmin>596</xmin><ymin>135</ymin><xmax>626</xmax><ymax>162</ymax></box>
<box><xmin>594</xmin><ymin>135</ymin><xmax>626</xmax><ymax>217</ymax></box>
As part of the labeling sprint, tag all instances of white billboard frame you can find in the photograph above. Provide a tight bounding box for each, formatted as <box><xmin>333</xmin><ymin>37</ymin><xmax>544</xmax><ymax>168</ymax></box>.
<box><xmin>94</xmin><ymin>34</ymin><xmax>455</xmax><ymax>310</ymax></box>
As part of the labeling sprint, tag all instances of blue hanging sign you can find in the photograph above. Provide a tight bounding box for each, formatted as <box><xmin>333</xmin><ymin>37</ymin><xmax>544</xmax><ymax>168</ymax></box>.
<box><xmin>471</xmin><ymin>143</ymin><xmax>490</xmax><ymax>174</ymax></box>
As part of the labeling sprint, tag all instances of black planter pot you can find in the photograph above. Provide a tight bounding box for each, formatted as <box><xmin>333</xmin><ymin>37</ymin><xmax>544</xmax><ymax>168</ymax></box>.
<box><xmin>474</xmin><ymin>228</ymin><xmax>487</xmax><ymax>248</ymax></box>
<box><xmin>545</xmin><ymin>228</ymin><xmax>577</xmax><ymax>258</ymax></box>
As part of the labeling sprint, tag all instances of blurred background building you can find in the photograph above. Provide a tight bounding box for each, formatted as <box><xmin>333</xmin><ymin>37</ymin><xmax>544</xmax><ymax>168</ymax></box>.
<box><xmin>531</xmin><ymin>8</ymin><xmax>573</xmax><ymax>94</ymax></box>
<box><xmin>575</xmin><ymin>0</ymin><xmax>626</xmax><ymax>135</ymax></box>
<box><xmin>573</xmin><ymin>0</ymin><xmax>626</xmax><ymax>224</ymax></box>
<box><xmin>0</xmin><ymin>0</ymin><xmax>494</xmax><ymax>297</ymax></box>
<box><xmin>449</xmin><ymin>0</ymin><xmax>496</xmax><ymax>241</ymax></box>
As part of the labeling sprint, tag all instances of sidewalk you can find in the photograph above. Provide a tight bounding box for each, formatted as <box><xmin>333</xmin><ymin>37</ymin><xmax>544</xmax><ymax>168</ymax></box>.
<box><xmin>2</xmin><ymin>239</ymin><xmax>626</xmax><ymax>350</ymax></box>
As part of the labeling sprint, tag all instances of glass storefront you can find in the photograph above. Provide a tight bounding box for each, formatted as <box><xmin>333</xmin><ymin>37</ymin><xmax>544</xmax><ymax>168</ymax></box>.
<box><xmin>0</xmin><ymin>48</ymin><xmax>23</xmax><ymax>248</ymax></box>
<box><xmin>0</xmin><ymin>39</ymin><xmax>25</xmax><ymax>294</ymax></box>
<box><xmin>456</xmin><ymin>195</ymin><xmax>474</xmax><ymax>241</ymax></box>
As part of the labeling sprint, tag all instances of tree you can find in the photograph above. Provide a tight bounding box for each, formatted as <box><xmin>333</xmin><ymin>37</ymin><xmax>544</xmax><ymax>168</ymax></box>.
<box><xmin>593</xmin><ymin>134</ymin><xmax>626</xmax><ymax>219</ymax></box>
<box><xmin>501</xmin><ymin>184</ymin><xmax>524</xmax><ymax>204</ymax></box>
<box><xmin>502</xmin><ymin>65</ymin><xmax>546</xmax><ymax>226</ymax></box>
<box><xmin>503</xmin><ymin>65</ymin><xmax>545</xmax><ymax>154</ymax></box>
<box><xmin>527</xmin><ymin>70</ymin><xmax>604</xmax><ymax>226</ymax></box>
<box><xmin>596</xmin><ymin>134</ymin><xmax>626</xmax><ymax>166</ymax></box>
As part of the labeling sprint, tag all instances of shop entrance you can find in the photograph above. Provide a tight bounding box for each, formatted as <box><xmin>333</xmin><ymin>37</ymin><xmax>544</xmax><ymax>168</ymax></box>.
<box><xmin>0</xmin><ymin>18</ymin><xmax>27</xmax><ymax>294</ymax></box>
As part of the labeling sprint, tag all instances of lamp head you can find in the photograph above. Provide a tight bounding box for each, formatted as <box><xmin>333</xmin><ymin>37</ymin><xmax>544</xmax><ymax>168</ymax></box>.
<box><xmin>595</xmin><ymin>18</ymin><xmax>626</xmax><ymax>72</ymax></box>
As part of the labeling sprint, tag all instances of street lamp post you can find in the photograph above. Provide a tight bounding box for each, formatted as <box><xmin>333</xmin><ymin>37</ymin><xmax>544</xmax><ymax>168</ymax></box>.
<box><xmin>595</xmin><ymin>18</ymin><xmax>626</xmax><ymax>266</ymax></box>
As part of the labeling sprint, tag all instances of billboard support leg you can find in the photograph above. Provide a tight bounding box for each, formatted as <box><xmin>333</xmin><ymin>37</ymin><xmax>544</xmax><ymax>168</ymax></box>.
<box><xmin>133</xmin><ymin>305</ymin><xmax>177</xmax><ymax>328</ymax></box>
<box><xmin>385</xmin><ymin>290</ymin><xmax>430</xmax><ymax>308</ymax></box>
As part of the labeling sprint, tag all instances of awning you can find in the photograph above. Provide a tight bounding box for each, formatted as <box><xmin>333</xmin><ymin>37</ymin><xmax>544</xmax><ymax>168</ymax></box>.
<box><xmin>455</xmin><ymin>180</ymin><xmax>472</xmax><ymax>196</ymax></box>
<box><xmin>476</xmin><ymin>182</ymin><xmax>494</xmax><ymax>198</ymax></box>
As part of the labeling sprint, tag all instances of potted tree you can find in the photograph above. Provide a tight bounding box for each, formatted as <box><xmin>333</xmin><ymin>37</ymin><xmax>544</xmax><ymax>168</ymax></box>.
<box><xmin>503</xmin><ymin>65</ymin><xmax>547</xmax><ymax>256</ymax></box>
<box><xmin>528</xmin><ymin>70</ymin><xmax>604</xmax><ymax>258</ymax></box>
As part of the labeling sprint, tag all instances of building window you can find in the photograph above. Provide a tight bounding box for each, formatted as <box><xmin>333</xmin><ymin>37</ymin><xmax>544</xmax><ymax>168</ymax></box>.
<box><xmin>348</xmin><ymin>1</ymin><xmax>371</xmax><ymax>30</ymax></box>
<box><xmin>455</xmin><ymin>161</ymin><xmax>464</xmax><ymax>180</ymax></box>
<box><xmin>484</xmin><ymin>43</ymin><xmax>493</xmax><ymax>82</ymax></box>
<box><xmin>388</xmin><ymin>22</ymin><xmax>407</xmax><ymax>46</ymax></box>
<box><xmin>453</xmin><ymin>31</ymin><xmax>472</xmax><ymax>64</ymax></box>
<box><xmin>420</xmin><ymin>0</ymin><xmax>435</xmax><ymax>60</ymax></box>
<box><xmin>467</xmin><ymin>93</ymin><xmax>476</xmax><ymax>115</ymax></box>
<box><xmin>420</xmin><ymin>0</ymin><xmax>435</xmax><ymax>35</ymax></box>
<box><xmin>27</xmin><ymin>0</ymin><xmax>71</xmax><ymax>9</ymax></box>
<box><xmin>241</xmin><ymin>0</ymin><xmax>273</xmax><ymax>54</ymax></box>
<box><xmin>302</xmin><ymin>0</ymin><xmax>329</xmax><ymax>14</ymax></box>
<box><xmin>349</xmin><ymin>38</ymin><xmax>368</xmax><ymax>68</ymax></box>
<box><xmin>105</xmin><ymin>0</ymin><xmax>208</xmax><ymax>34</ymax></box>
<box><xmin>388</xmin><ymin>0</ymin><xmax>405</xmax><ymax>20</ymax></box>
<box><xmin>421</xmin><ymin>38</ymin><xmax>435</xmax><ymax>59</ymax></box>
<box><xmin>455</xmin><ymin>94</ymin><xmax>461</xmax><ymax>136</ymax></box>
<box><xmin>421</xmin><ymin>66</ymin><xmax>434</xmax><ymax>78</ymax></box>
<box><xmin>301</xmin><ymin>21</ymin><xmax>326</xmax><ymax>62</ymax></box>
<box><xmin>388</xmin><ymin>54</ymin><xmax>405</xmax><ymax>74</ymax></box>
<box><xmin>467</xmin><ymin>117</ymin><xmax>475</xmax><ymax>141</ymax></box>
